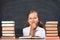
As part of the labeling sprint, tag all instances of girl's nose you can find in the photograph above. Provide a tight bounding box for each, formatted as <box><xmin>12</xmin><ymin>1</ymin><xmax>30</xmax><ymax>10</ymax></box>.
<box><xmin>32</xmin><ymin>19</ymin><xmax>35</xmax><ymax>23</ymax></box>
<box><xmin>32</xmin><ymin>18</ymin><xmax>34</xmax><ymax>21</ymax></box>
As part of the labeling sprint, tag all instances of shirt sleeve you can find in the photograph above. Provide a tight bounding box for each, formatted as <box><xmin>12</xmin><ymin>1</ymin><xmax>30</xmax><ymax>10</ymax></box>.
<box><xmin>23</xmin><ymin>28</ymin><xmax>30</xmax><ymax>36</ymax></box>
<box><xmin>35</xmin><ymin>28</ymin><xmax>46</xmax><ymax>38</ymax></box>
<box><xmin>23</xmin><ymin>28</ymin><xmax>25</xmax><ymax>36</ymax></box>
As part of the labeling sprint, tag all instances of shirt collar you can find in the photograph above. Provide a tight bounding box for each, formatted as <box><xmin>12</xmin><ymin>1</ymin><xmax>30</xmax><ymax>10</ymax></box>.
<box><xmin>29</xmin><ymin>26</ymin><xmax>40</xmax><ymax>31</ymax></box>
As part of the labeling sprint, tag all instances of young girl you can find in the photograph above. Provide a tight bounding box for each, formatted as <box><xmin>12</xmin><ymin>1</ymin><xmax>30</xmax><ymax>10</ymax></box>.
<box><xmin>23</xmin><ymin>10</ymin><xmax>45</xmax><ymax>38</ymax></box>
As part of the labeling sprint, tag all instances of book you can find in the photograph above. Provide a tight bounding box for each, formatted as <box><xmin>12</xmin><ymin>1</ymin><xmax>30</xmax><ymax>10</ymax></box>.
<box><xmin>2</xmin><ymin>30</ymin><xmax>15</xmax><ymax>34</ymax></box>
<box><xmin>2</xmin><ymin>24</ymin><xmax>15</xmax><ymax>26</ymax></box>
<box><xmin>2</xmin><ymin>34</ymin><xmax>15</xmax><ymax>36</ymax></box>
<box><xmin>2</xmin><ymin>27</ymin><xmax>14</xmax><ymax>30</ymax></box>
<box><xmin>46</xmin><ymin>31</ymin><xmax>58</xmax><ymax>34</ymax></box>
<box><xmin>46</xmin><ymin>21</ymin><xmax>58</xmax><ymax>24</ymax></box>
<box><xmin>1</xmin><ymin>21</ymin><xmax>15</xmax><ymax>24</ymax></box>
<box><xmin>45</xmin><ymin>25</ymin><xmax>57</xmax><ymax>27</ymax></box>
<box><xmin>1</xmin><ymin>36</ymin><xmax>15</xmax><ymax>40</ymax></box>
<box><xmin>46</xmin><ymin>34</ymin><xmax>58</xmax><ymax>37</ymax></box>
<box><xmin>19</xmin><ymin>36</ymin><xmax>44</xmax><ymax>39</ymax></box>
<box><xmin>46</xmin><ymin>28</ymin><xmax>57</xmax><ymax>31</ymax></box>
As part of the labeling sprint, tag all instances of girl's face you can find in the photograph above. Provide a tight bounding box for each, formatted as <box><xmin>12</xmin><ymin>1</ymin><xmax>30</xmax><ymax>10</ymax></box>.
<box><xmin>28</xmin><ymin>12</ymin><xmax>39</xmax><ymax>25</ymax></box>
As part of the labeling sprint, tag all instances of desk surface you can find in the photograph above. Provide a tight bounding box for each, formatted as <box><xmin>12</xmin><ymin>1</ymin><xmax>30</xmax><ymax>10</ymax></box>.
<box><xmin>0</xmin><ymin>36</ymin><xmax>45</xmax><ymax>40</ymax></box>
<box><xmin>17</xmin><ymin>38</ymin><xmax>45</xmax><ymax>40</ymax></box>
<box><xmin>0</xmin><ymin>38</ymin><xmax>45</xmax><ymax>40</ymax></box>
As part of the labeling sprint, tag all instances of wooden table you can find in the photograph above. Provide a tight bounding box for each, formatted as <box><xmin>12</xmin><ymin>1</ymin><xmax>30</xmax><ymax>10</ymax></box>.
<box><xmin>0</xmin><ymin>37</ymin><xmax>45</xmax><ymax>40</ymax></box>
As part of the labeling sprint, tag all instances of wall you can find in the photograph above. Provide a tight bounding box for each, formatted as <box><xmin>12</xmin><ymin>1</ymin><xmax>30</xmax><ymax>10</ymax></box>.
<box><xmin>0</xmin><ymin>0</ymin><xmax>60</xmax><ymax>38</ymax></box>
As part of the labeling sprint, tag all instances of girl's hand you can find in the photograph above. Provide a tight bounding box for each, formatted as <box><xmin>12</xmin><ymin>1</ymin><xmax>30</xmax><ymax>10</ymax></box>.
<box><xmin>29</xmin><ymin>22</ymin><xmax>37</xmax><ymax>37</ymax></box>
<box><xmin>31</xmin><ymin>22</ymin><xmax>37</xmax><ymax>30</ymax></box>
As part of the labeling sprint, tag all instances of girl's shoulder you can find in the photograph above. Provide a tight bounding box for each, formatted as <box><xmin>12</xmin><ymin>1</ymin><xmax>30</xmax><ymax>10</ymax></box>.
<box><xmin>37</xmin><ymin>26</ymin><xmax>45</xmax><ymax>31</ymax></box>
<box><xmin>23</xmin><ymin>27</ymin><xmax>30</xmax><ymax>31</ymax></box>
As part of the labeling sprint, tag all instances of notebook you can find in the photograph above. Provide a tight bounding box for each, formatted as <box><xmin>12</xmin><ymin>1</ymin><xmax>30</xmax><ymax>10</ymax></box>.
<box><xmin>19</xmin><ymin>36</ymin><xmax>44</xmax><ymax>39</ymax></box>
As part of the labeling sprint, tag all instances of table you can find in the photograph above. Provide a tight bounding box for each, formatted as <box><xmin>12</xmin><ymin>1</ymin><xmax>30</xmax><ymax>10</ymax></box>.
<box><xmin>0</xmin><ymin>37</ymin><xmax>45</xmax><ymax>40</ymax></box>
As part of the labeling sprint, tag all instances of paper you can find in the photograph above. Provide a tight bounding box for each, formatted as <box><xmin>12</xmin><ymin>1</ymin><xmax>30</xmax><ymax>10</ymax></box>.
<box><xmin>19</xmin><ymin>36</ymin><xmax>44</xmax><ymax>39</ymax></box>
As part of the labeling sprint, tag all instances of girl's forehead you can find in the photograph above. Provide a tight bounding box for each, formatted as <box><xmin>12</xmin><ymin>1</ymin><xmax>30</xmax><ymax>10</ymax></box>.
<box><xmin>29</xmin><ymin>12</ymin><xmax>38</xmax><ymax>16</ymax></box>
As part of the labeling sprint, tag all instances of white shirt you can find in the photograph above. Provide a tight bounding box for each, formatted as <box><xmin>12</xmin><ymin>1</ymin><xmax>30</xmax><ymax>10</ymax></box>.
<box><xmin>23</xmin><ymin>26</ymin><xmax>46</xmax><ymax>38</ymax></box>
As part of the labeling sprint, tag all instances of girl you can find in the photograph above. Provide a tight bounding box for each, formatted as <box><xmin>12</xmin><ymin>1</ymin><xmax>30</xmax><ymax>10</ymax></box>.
<box><xmin>23</xmin><ymin>10</ymin><xmax>45</xmax><ymax>38</ymax></box>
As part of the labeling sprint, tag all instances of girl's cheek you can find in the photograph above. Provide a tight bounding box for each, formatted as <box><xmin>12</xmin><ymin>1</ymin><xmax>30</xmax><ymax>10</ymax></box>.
<box><xmin>28</xmin><ymin>20</ymin><xmax>32</xmax><ymax>24</ymax></box>
<box><xmin>35</xmin><ymin>20</ymin><xmax>39</xmax><ymax>23</ymax></box>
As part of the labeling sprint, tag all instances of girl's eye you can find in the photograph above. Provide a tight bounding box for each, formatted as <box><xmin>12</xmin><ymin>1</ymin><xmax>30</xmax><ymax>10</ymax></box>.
<box><xmin>29</xmin><ymin>17</ymin><xmax>37</xmax><ymax>20</ymax></box>
<box><xmin>29</xmin><ymin>18</ymin><xmax>32</xmax><ymax>19</ymax></box>
<box><xmin>34</xmin><ymin>17</ymin><xmax>37</xmax><ymax>19</ymax></box>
